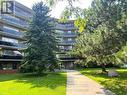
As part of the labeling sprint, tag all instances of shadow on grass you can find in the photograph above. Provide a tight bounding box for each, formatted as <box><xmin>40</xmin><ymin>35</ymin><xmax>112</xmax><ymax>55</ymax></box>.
<box><xmin>80</xmin><ymin>68</ymin><xmax>127</xmax><ymax>95</ymax></box>
<box><xmin>0</xmin><ymin>72</ymin><xmax>66</xmax><ymax>89</ymax></box>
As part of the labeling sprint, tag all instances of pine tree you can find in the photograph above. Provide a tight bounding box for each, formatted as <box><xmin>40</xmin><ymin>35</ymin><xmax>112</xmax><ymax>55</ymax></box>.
<box><xmin>21</xmin><ymin>2</ymin><xmax>58</xmax><ymax>74</ymax></box>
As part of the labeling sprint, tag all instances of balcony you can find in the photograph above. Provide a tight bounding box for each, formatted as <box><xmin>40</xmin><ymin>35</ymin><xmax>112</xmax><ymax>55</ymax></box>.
<box><xmin>63</xmin><ymin>33</ymin><xmax>77</xmax><ymax>37</ymax></box>
<box><xmin>59</xmin><ymin>40</ymin><xmax>76</xmax><ymax>46</ymax></box>
<box><xmin>13</xmin><ymin>43</ymin><xmax>27</xmax><ymax>49</ymax></box>
<box><xmin>58</xmin><ymin>55</ymin><xmax>72</xmax><ymax>58</ymax></box>
<box><xmin>15</xmin><ymin>11</ymin><xmax>32</xmax><ymax>20</ymax></box>
<box><xmin>57</xmin><ymin>54</ymin><xmax>77</xmax><ymax>61</ymax></box>
<box><xmin>0</xmin><ymin>40</ymin><xmax>14</xmax><ymax>46</ymax></box>
<box><xmin>14</xmin><ymin>6</ymin><xmax>32</xmax><ymax>19</ymax></box>
<box><xmin>55</xmin><ymin>24</ymin><xmax>66</xmax><ymax>30</ymax></box>
<box><xmin>3</xmin><ymin>28</ymin><xmax>24</xmax><ymax>37</ymax></box>
<box><xmin>64</xmin><ymin>25</ymin><xmax>76</xmax><ymax>30</ymax></box>
<box><xmin>0</xmin><ymin>55</ymin><xmax>23</xmax><ymax>59</ymax></box>
<box><xmin>60</xmin><ymin>49</ymin><xmax>70</xmax><ymax>52</ymax></box>
<box><xmin>0</xmin><ymin>40</ymin><xmax>26</xmax><ymax>50</ymax></box>
<box><xmin>0</xmin><ymin>15</ymin><xmax>29</xmax><ymax>30</ymax></box>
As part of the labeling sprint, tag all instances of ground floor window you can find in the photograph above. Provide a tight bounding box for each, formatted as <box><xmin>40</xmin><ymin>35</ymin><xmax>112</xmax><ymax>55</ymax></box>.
<box><xmin>0</xmin><ymin>63</ymin><xmax>18</xmax><ymax>70</ymax></box>
<box><xmin>2</xmin><ymin>64</ymin><xmax>12</xmax><ymax>70</ymax></box>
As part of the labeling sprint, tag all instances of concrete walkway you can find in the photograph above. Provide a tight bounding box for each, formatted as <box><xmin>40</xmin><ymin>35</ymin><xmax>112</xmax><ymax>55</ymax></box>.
<box><xmin>66</xmin><ymin>70</ymin><xmax>115</xmax><ymax>95</ymax></box>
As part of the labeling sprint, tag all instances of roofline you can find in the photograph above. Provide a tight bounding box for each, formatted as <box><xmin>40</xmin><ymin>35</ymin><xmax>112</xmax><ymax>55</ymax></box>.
<box><xmin>14</xmin><ymin>0</ymin><xmax>33</xmax><ymax>13</ymax></box>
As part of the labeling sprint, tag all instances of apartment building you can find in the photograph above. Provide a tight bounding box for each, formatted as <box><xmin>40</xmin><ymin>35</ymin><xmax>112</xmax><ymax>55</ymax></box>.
<box><xmin>0</xmin><ymin>1</ymin><xmax>32</xmax><ymax>73</ymax></box>
<box><xmin>0</xmin><ymin>1</ymin><xmax>78</xmax><ymax>73</ymax></box>
<box><xmin>55</xmin><ymin>20</ymin><xmax>78</xmax><ymax>69</ymax></box>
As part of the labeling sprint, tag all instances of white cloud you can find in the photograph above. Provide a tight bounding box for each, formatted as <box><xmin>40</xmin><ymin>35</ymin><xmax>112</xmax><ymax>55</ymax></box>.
<box><xmin>15</xmin><ymin>0</ymin><xmax>93</xmax><ymax>18</ymax></box>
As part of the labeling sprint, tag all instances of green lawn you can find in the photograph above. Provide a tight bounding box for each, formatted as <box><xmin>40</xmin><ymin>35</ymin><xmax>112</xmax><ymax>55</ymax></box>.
<box><xmin>0</xmin><ymin>72</ymin><xmax>66</xmax><ymax>95</ymax></box>
<box><xmin>79</xmin><ymin>68</ymin><xmax>127</xmax><ymax>95</ymax></box>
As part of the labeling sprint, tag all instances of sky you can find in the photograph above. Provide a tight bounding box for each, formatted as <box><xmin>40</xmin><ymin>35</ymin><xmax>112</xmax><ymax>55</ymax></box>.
<box><xmin>15</xmin><ymin>0</ymin><xmax>93</xmax><ymax>18</ymax></box>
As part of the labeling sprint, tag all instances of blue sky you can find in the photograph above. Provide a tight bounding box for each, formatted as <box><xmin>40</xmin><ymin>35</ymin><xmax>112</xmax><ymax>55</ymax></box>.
<box><xmin>16</xmin><ymin>0</ymin><xmax>93</xmax><ymax>18</ymax></box>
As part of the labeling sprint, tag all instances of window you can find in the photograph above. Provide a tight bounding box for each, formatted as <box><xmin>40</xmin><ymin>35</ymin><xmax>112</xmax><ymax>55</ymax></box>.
<box><xmin>3</xmin><ymin>26</ymin><xmax>23</xmax><ymax>36</ymax></box>
<box><xmin>3</xmin><ymin>50</ymin><xmax>14</xmax><ymax>55</ymax></box>
<box><xmin>68</xmin><ymin>38</ymin><xmax>72</xmax><ymax>41</ymax></box>
<box><xmin>56</xmin><ymin>30</ymin><xmax>64</xmax><ymax>36</ymax></box>
<box><xmin>2</xmin><ymin>37</ymin><xmax>18</xmax><ymax>43</ymax></box>
<box><xmin>68</xmin><ymin>31</ymin><xmax>71</xmax><ymax>33</ymax></box>
<box><xmin>69</xmin><ymin>46</ymin><xmax>72</xmax><ymax>50</ymax></box>
<box><xmin>15</xmin><ymin>6</ymin><xmax>31</xmax><ymax>17</ymax></box>
<box><xmin>59</xmin><ymin>46</ymin><xmax>64</xmax><ymax>49</ymax></box>
<box><xmin>65</xmin><ymin>23</ymin><xmax>74</xmax><ymax>28</ymax></box>
<box><xmin>3</xmin><ymin>64</ymin><xmax>12</xmax><ymax>70</ymax></box>
<box><xmin>4</xmin><ymin>14</ymin><xmax>20</xmax><ymax>22</ymax></box>
<box><xmin>4</xmin><ymin>26</ymin><xmax>19</xmax><ymax>32</ymax></box>
<box><xmin>64</xmin><ymin>46</ymin><xmax>72</xmax><ymax>51</ymax></box>
<box><xmin>3</xmin><ymin>14</ymin><xmax>28</xmax><ymax>26</ymax></box>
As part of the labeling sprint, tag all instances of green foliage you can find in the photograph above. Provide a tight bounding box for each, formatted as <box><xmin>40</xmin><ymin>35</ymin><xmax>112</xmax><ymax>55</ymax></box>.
<box><xmin>21</xmin><ymin>2</ymin><xmax>59</xmax><ymax>74</ymax></box>
<box><xmin>46</xmin><ymin>0</ymin><xmax>82</xmax><ymax>20</ymax></box>
<box><xmin>71</xmin><ymin>0</ymin><xmax>127</xmax><ymax>70</ymax></box>
<box><xmin>46</xmin><ymin>0</ymin><xmax>77</xmax><ymax>7</ymax></box>
<box><xmin>74</xmin><ymin>17</ymin><xmax>87</xmax><ymax>33</ymax></box>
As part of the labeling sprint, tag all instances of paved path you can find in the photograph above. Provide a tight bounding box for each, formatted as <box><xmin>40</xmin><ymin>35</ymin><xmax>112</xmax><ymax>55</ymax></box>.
<box><xmin>66</xmin><ymin>70</ymin><xmax>115</xmax><ymax>95</ymax></box>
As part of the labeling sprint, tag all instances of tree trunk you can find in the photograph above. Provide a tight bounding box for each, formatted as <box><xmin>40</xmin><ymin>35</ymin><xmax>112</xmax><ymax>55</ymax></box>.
<box><xmin>101</xmin><ymin>64</ymin><xmax>108</xmax><ymax>73</ymax></box>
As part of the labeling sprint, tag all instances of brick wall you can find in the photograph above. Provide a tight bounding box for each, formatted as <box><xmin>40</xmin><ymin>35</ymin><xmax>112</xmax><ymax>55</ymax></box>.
<box><xmin>0</xmin><ymin>69</ymin><xmax>18</xmax><ymax>74</ymax></box>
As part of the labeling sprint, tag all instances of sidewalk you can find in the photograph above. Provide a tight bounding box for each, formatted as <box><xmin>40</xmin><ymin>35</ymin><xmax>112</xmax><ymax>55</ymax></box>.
<box><xmin>66</xmin><ymin>70</ymin><xmax>115</xmax><ymax>95</ymax></box>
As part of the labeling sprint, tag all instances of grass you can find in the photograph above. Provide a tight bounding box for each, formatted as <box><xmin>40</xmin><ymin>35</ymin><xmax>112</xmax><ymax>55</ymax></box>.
<box><xmin>79</xmin><ymin>68</ymin><xmax>127</xmax><ymax>95</ymax></box>
<box><xmin>0</xmin><ymin>72</ymin><xmax>66</xmax><ymax>95</ymax></box>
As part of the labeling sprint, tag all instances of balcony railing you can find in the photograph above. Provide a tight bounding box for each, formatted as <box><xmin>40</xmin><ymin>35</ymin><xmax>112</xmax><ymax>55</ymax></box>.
<box><xmin>57</xmin><ymin>54</ymin><xmax>77</xmax><ymax>60</ymax></box>
<box><xmin>59</xmin><ymin>40</ymin><xmax>76</xmax><ymax>45</ymax></box>
<box><xmin>15</xmin><ymin>7</ymin><xmax>32</xmax><ymax>19</ymax></box>
<box><xmin>15</xmin><ymin>12</ymin><xmax>31</xmax><ymax>19</ymax></box>
<box><xmin>0</xmin><ymin>40</ymin><xmax>26</xmax><ymax>49</ymax></box>
<box><xmin>15</xmin><ymin>11</ymin><xmax>32</xmax><ymax>19</ymax></box>
<box><xmin>1</xmin><ymin>15</ymin><xmax>29</xmax><ymax>29</ymax></box>
<box><xmin>0</xmin><ymin>55</ymin><xmax>22</xmax><ymax>59</ymax></box>
<box><xmin>60</xmin><ymin>49</ymin><xmax>70</xmax><ymax>52</ymax></box>
<box><xmin>57</xmin><ymin>54</ymin><xmax>72</xmax><ymax>58</ymax></box>
<box><xmin>3</xmin><ymin>28</ymin><xmax>24</xmax><ymax>37</ymax></box>
<box><xmin>63</xmin><ymin>33</ymin><xmax>77</xmax><ymax>37</ymax></box>
<box><xmin>13</xmin><ymin>43</ymin><xmax>27</xmax><ymax>49</ymax></box>
<box><xmin>0</xmin><ymin>40</ymin><xmax>14</xmax><ymax>46</ymax></box>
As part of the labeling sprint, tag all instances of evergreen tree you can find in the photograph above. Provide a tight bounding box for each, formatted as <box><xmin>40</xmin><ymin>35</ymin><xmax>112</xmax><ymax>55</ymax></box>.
<box><xmin>21</xmin><ymin>2</ymin><xmax>58</xmax><ymax>74</ymax></box>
